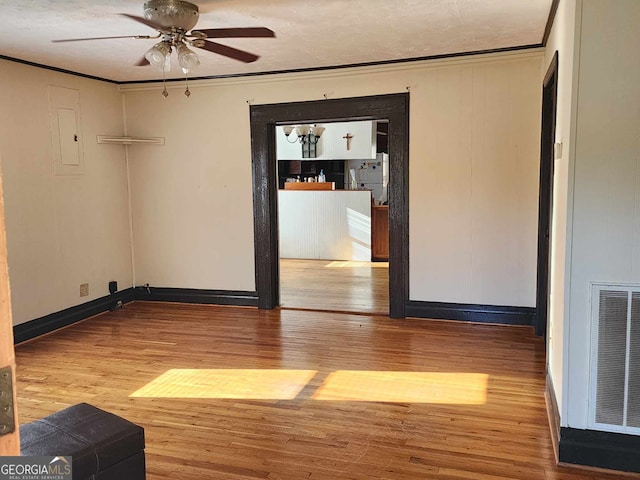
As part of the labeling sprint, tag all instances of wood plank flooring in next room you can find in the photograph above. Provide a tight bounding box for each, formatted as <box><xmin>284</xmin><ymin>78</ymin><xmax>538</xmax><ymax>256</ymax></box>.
<box><xmin>280</xmin><ymin>258</ymin><xmax>389</xmax><ymax>314</ymax></box>
<box><xmin>14</xmin><ymin>302</ymin><xmax>639</xmax><ymax>480</ymax></box>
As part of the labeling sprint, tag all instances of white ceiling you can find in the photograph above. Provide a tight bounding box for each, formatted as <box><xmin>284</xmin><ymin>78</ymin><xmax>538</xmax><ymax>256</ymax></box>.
<box><xmin>0</xmin><ymin>0</ymin><xmax>553</xmax><ymax>83</ymax></box>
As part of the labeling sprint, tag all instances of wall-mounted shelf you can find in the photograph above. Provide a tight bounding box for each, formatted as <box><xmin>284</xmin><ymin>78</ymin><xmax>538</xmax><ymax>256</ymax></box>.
<box><xmin>97</xmin><ymin>135</ymin><xmax>165</xmax><ymax>146</ymax></box>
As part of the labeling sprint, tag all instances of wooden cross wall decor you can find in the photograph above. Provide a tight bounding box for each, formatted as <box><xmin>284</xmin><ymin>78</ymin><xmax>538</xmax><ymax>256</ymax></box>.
<box><xmin>343</xmin><ymin>133</ymin><xmax>353</xmax><ymax>150</ymax></box>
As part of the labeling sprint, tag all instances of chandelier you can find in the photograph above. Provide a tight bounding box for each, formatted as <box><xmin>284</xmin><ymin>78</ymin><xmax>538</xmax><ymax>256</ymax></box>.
<box><xmin>282</xmin><ymin>125</ymin><xmax>326</xmax><ymax>158</ymax></box>
<box><xmin>282</xmin><ymin>125</ymin><xmax>326</xmax><ymax>144</ymax></box>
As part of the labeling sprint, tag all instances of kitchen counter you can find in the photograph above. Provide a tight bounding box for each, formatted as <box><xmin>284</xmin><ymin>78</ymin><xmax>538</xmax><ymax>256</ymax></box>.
<box><xmin>283</xmin><ymin>182</ymin><xmax>335</xmax><ymax>190</ymax></box>
<box><xmin>278</xmin><ymin>190</ymin><xmax>371</xmax><ymax>261</ymax></box>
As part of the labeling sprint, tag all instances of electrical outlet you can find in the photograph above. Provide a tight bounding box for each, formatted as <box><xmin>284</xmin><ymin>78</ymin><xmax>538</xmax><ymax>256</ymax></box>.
<box><xmin>80</xmin><ymin>283</ymin><xmax>89</xmax><ymax>297</ymax></box>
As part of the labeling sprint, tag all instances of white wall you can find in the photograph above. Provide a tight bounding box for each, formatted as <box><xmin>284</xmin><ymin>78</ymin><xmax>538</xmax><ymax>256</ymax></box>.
<box><xmin>564</xmin><ymin>0</ymin><xmax>640</xmax><ymax>429</ymax></box>
<box><xmin>543</xmin><ymin>0</ymin><xmax>580</xmax><ymax>424</ymax></box>
<box><xmin>123</xmin><ymin>86</ymin><xmax>257</xmax><ymax>290</ymax></box>
<box><xmin>122</xmin><ymin>51</ymin><xmax>542</xmax><ymax>306</ymax></box>
<box><xmin>0</xmin><ymin>60</ymin><xmax>132</xmax><ymax>325</ymax></box>
<box><xmin>410</xmin><ymin>58</ymin><xmax>542</xmax><ymax>307</ymax></box>
<box><xmin>0</xmin><ymin>50</ymin><xmax>543</xmax><ymax>327</ymax></box>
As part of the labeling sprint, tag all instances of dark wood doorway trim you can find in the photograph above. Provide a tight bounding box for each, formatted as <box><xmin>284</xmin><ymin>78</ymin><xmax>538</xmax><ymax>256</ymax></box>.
<box><xmin>250</xmin><ymin>93</ymin><xmax>409</xmax><ymax>318</ymax></box>
<box><xmin>535</xmin><ymin>51</ymin><xmax>559</xmax><ymax>338</ymax></box>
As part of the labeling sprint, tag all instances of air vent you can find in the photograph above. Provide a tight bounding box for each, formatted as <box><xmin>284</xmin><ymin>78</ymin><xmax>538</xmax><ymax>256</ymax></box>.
<box><xmin>590</xmin><ymin>284</ymin><xmax>640</xmax><ymax>434</ymax></box>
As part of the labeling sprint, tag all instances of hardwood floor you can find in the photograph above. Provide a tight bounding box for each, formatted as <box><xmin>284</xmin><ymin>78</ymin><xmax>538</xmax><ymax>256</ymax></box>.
<box><xmin>279</xmin><ymin>258</ymin><xmax>389</xmax><ymax>314</ymax></box>
<box><xmin>13</xmin><ymin>302</ymin><xmax>638</xmax><ymax>479</ymax></box>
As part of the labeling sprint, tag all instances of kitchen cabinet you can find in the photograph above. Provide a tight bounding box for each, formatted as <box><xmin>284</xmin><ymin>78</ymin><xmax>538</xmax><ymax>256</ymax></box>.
<box><xmin>276</xmin><ymin>121</ymin><xmax>376</xmax><ymax>160</ymax></box>
<box><xmin>371</xmin><ymin>205</ymin><xmax>389</xmax><ymax>261</ymax></box>
<box><xmin>278</xmin><ymin>160</ymin><xmax>345</xmax><ymax>189</ymax></box>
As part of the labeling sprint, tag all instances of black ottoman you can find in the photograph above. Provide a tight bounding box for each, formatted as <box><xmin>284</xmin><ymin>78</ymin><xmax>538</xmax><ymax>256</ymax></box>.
<box><xmin>20</xmin><ymin>403</ymin><xmax>145</xmax><ymax>480</ymax></box>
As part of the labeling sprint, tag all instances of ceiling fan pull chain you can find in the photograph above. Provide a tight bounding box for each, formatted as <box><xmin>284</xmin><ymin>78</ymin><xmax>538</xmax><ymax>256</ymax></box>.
<box><xmin>162</xmin><ymin>67</ymin><xmax>169</xmax><ymax>98</ymax></box>
<box><xmin>184</xmin><ymin>76</ymin><xmax>191</xmax><ymax>97</ymax></box>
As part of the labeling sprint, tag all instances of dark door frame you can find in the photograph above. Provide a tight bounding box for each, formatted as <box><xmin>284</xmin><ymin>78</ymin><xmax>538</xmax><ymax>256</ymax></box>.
<box><xmin>250</xmin><ymin>93</ymin><xmax>409</xmax><ymax>318</ymax></box>
<box><xmin>535</xmin><ymin>51</ymin><xmax>559</xmax><ymax>338</ymax></box>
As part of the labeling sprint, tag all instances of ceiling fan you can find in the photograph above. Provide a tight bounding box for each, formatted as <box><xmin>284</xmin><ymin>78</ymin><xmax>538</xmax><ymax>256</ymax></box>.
<box><xmin>53</xmin><ymin>0</ymin><xmax>275</xmax><ymax>71</ymax></box>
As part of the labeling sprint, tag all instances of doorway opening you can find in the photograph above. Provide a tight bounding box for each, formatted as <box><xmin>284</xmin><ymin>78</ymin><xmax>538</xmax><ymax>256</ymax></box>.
<box><xmin>250</xmin><ymin>93</ymin><xmax>409</xmax><ymax>318</ymax></box>
<box><xmin>276</xmin><ymin>119</ymin><xmax>390</xmax><ymax>315</ymax></box>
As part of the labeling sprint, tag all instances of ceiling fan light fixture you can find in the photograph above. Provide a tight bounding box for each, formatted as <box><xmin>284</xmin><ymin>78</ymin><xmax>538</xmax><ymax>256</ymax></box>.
<box><xmin>145</xmin><ymin>41</ymin><xmax>171</xmax><ymax>70</ymax></box>
<box><xmin>51</xmin><ymin>0</ymin><xmax>274</xmax><ymax>94</ymax></box>
<box><xmin>177</xmin><ymin>42</ymin><xmax>200</xmax><ymax>73</ymax></box>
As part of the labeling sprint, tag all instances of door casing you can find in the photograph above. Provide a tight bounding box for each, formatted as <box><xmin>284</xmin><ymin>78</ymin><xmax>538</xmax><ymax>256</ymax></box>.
<box><xmin>535</xmin><ymin>51</ymin><xmax>559</xmax><ymax>339</ymax></box>
<box><xmin>249</xmin><ymin>93</ymin><xmax>410</xmax><ymax>318</ymax></box>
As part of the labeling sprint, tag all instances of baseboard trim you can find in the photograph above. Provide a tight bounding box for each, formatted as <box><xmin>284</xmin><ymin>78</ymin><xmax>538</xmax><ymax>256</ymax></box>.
<box><xmin>545</xmin><ymin>373</ymin><xmax>561</xmax><ymax>463</ymax></box>
<box><xmin>548</xmin><ymin>359</ymin><xmax>640</xmax><ymax>474</ymax></box>
<box><xmin>13</xmin><ymin>287</ymin><xmax>258</xmax><ymax>344</ymax></box>
<box><xmin>133</xmin><ymin>287</ymin><xmax>258</xmax><ymax>307</ymax></box>
<box><xmin>405</xmin><ymin>300</ymin><xmax>535</xmax><ymax>325</ymax></box>
<box><xmin>13</xmin><ymin>288</ymin><xmax>135</xmax><ymax>344</ymax></box>
<box><xmin>559</xmin><ymin>427</ymin><xmax>640</xmax><ymax>473</ymax></box>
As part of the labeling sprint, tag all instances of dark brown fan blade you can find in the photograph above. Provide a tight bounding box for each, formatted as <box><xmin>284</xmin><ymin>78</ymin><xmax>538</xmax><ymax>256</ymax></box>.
<box><xmin>120</xmin><ymin>13</ymin><xmax>162</xmax><ymax>31</ymax></box>
<box><xmin>136</xmin><ymin>56</ymin><xmax>150</xmax><ymax>67</ymax></box>
<box><xmin>193</xmin><ymin>27</ymin><xmax>275</xmax><ymax>38</ymax></box>
<box><xmin>198</xmin><ymin>40</ymin><xmax>259</xmax><ymax>63</ymax></box>
<box><xmin>52</xmin><ymin>35</ymin><xmax>150</xmax><ymax>42</ymax></box>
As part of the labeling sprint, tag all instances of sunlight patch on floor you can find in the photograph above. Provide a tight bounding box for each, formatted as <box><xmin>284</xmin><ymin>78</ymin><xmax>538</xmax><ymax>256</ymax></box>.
<box><xmin>325</xmin><ymin>261</ymin><xmax>389</xmax><ymax>268</ymax></box>
<box><xmin>312</xmin><ymin>371</ymin><xmax>488</xmax><ymax>404</ymax></box>
<box><xmin>130</xmin><ymin>369</ymin><xmax>317</xmax><ymax>399</ymax></box>
<box><xmin>131</xmin><ymin>369</ymin><xmax>487</xmax><ymax>405</ymax></box>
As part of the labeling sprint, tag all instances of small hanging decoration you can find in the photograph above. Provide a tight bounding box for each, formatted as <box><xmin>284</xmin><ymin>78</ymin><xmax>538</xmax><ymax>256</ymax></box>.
<box><xmin>343</xmin><ymin>133</ymin><xmax>353</xmax><ymax>150</ymax></box>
